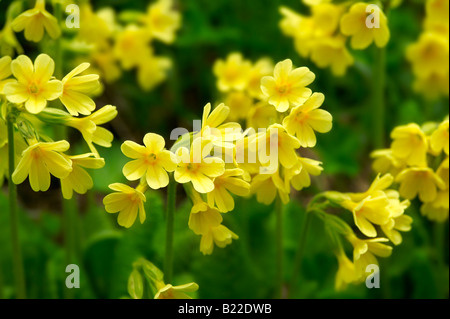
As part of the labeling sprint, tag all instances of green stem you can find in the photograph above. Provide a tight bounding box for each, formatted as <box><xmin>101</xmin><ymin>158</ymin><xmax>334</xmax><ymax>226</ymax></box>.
<box><xmin>290</xmin><ymin>210</ymin><xmax>313</xmax><ymax>298</ymax></box>
<box><xmin>373</xmin><ymin>46</ymin><xmax>387</xmax><ymax>149</ymax></box>
<box><xmin>275</xmin><ymin>195</ymin><xmax>283</xmax><ymax>299</ymax></box>
<box><xmin>434</xmin><ymin>221</ymin><xmax>447</xmax><ymax>298</ymax></box>
<box><xmin>164</xmin><ymin>175</ymin><xmax>177</xmax><ymax>284</ymax></box>
<box><xmin>7</xmin><ymin>115</ymin><xmax>27</xmax><ymax>299</ymax></box>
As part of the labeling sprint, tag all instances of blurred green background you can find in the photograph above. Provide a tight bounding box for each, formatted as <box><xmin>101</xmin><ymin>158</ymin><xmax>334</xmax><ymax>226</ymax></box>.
<box><xmin>0</xmin><ymin>0</ymin><xmax>448</xmax><ymax>299</ymax></box>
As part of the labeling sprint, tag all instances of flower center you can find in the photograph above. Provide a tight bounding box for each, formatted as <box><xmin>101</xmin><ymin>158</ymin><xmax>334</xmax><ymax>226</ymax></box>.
<box><xmin>28</xmin><ymin>83</ymin><xmax>40</xmax><ymax>94</ymax></box>
<box><xmin>277</xmin><ymin>83</ymin><xmax>290</xmax><ymax>95</ymax></box>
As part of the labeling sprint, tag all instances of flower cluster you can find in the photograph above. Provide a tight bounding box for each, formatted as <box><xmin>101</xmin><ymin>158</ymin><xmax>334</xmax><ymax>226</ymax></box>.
<box><xmin>313</xmin><ymin>173</ymin><xmax>412</xmax><ymax>291</ymax></box>
<box><xmin>406</xmin><ymin>0</ymin><xmax>449</xmax><ymax>100</ymax></box>
<box><xmin>73</xmin><ymin>0</ymin><xmax>181</xmax><ymax>90</ymax></box>
<box><xmin>371</xmin><ymin>118</ymin><xmax>449</xmax><ymax>222</ymax></box>
<box><xmin>214</xmin><ymin>55</ymin><xmax>332</xmax><ymax>206</ymax></box>
<box><xmin>279</xmin><ymin>1</ymin><xmax>391</xmax><ymax>76</ymax></box>
<box><xmin>0</xmin><ymin>54</ymin><xmax>116</xmax><ymax>199</ymax></box>
<box><xmin>127</xmin><ymin>258</ymin><xmax>199</xmax><ymax>299</ymax></box>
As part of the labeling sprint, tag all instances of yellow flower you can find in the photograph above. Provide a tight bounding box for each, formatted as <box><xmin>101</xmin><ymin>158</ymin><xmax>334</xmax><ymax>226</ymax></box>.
<box><xmin>142</xmin><ymin>0</ymin><xmax>181</xmax><ymax>44</ymax></box>
<box><xmin>279</xmin><ymin>7</ymin><xmax>304</xmax><ymax>38</ymax></box>
<box><xmin>224</xmin><ymin>91</ymin><xmax>254</xmax><ymax>122</ymax></box>
<box><xmin>396</xmin><ymin>167</ymin><xmax>446</xmax><ymax>203</ymax></box>
<box><xmin>341</xmin><ymin>191</ymin><xmax>392</xmax><ymax>238</ymax></box>
<box><xmin>0</xmin><ymin>56</ymin><xmax>13</xmax><ymax>94</ymax></box>
<box><xmin>246</xmin><ymin>102</ymin><xmax>277</xmax><ymax>129</ymax></box>
<box><xmin>257</xmin><ymin>124</ymin><xmax>300</xmax><ymax>169</ymax></box>
<box><xmin>310</xmin><ymin>3</ymin><xmax>345</xmax><ymax>36</ymax></box>
<box><xmin>421</xmin><ymin>192</ymin><xmax>449</xmax><ymax>222</ymax></box>
<box><xmin>347</xmin><ymin>234</ymin><xmax>392</xmax><ymax>278</ymax></box>
<box><xmin>175</xmin><ymin>138</ymin><xmax>225</xmax><ymax>193</ymax></box>
<box><xmin>430</xmin><ymin>120</ymin><xmax>449</xmax><ymax>155</ymax></box>
<box><xmin>370</xmin><ymin>149</ymin><xmax>406</xmax><ymax>176</ymax></box>
<box><xmin>406</xmin><ymin>33</ymin><xmax>449</xmax><ymax>78</ymax></box>
<box><xmin>251</xmin><ymin>167</ymin><xmax>290</xmax><ymax>205</ymax></box>
<box><xmin>207</xmin><ymin>168</ymin><xmax>250</xmax><ymax>213</ymax></box>
<box><xmin>412</xmin><ymin>72</ymin><xmax>449</xmax><ymax>100</ymax></box>
<box><xmin>154</xmin><ymin>282</ymin><xmax>198</xmax><ymax>299</ymax></box>
<box><xmin>121</xmin><ymin>133</ymin><xmax>177</xmax><ymax>190</ymax></box>
<box><xmin>335</xmin><ymin>250</ymin><xmax>358</xmax><ymax>291</ymax></box>
<box><xmin>340</xmin><ymin>2</ymin><xmax>390</xmax><ymax>50</ymax></box>
<box><xmin>425</xmin><ymin>0</ymin><xmax>449</xmax><ymax>31</ymax></box>
<box><xmin>213</xmin><ymin>53</ymin><xmax>252</xmax><ymax>92</ymax></box>
<box><xmin>65</xmin><ymin>105</ymin><xmax>117</xmax><ymax>156</ymax></box>
<box><xmin>282</xmin><ymin>92</ymin><xmax>332</xmax><ymax>148</ymax></box>
<box><xmin>137</xmin><ymin>54</ymin><xmax>172</xmax><ymax>91</ymax></box>
<box><xmin>390</xmin><ymin>123</ymin><xmax>428</xmax><ymax>167</ymax></box>
<box><xmin>60</xmin><ymin>154</ymin><xmax>105</xmax><ymax>200</ymax></box>
<box><xmin>77</xmin><ymin>4</ymin><xmax>114</xmax><ymax>46</ymax></box>
<box><xmin>261</xmin><ymin>59</ymin><xmax>315</xmax><ymax>113</ymax></box>
<box><xmin>115</xmin><ymin>25</ymin><xmax>152</xmax><ymax>70</ymax></box>
<box><xmin>347</xmin><ymin>173</ymin><xmax>394</xmax><ymax>202</ymax></box>
<box><xmin>103</xmin><ymin>183</ymin><xmax>147</xmax><ymax>228</ymax></box>
<box><xmin>60</xmin><ymin>63</ymin><xmax>100</xmax><ymax>116</ymax></box>
<box><xmin>247</xmin><ymin>58</ymin><xmax>273</xmax><ymax>98</ymax></box>
<box><xmin>188</xmin><ymin>199</ymin><xmax>223</xmax><ymax>235</ymax></box>
<box><xmin>12</xmin><ymin>140</ymin><xmax>72</xmax><ymax>192</ymax></box>
<box><xmin>11</xmin><ymin>0</ymin><xmax>61</xmax><ymax>43</ymax></box>
<box><xmin>309</xmin><ymin>36</ymin><xmax>354</xmax><ymax>76</ymax></box>
<box><xmin>4</xmin><ymin>54</ymin><xmax>63</xmax><ymax>114</ymax></box>
<box><xmin>381</xmin><ymin>196</ymin><xmax>413</xmax><ymax>245</ymax></box>
<box><xmin>90</xmin><ymin>48</ymin><xmax>122</xmax><ymax>84</ymax></box>
<box><xmin>200</xmin><ymin>225</ymin><xmax>238</xmax><ymax>255</ymax></box>
<box><xmin>284</xmin><ymin>156</ymin><xmax>323</xmax><ymax>191</ymax></box>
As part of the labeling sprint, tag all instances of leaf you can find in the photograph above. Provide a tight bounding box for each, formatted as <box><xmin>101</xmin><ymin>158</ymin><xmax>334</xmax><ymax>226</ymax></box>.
<box><xmin>128</xmin><ymin>269</ymin><xmax>144</xmax><ymax>299</ymax></box>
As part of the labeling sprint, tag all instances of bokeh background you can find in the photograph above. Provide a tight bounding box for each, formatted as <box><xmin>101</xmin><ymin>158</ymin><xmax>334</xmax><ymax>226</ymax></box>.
<box><xmin>0</xmin><ymin>0</ymin><xmax>448</xmax><ymax>299</ymax></box>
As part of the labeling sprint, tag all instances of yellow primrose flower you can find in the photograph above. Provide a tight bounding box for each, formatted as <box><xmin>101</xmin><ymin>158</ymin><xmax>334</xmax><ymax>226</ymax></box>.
<box><xmin>284</xmin><ymin>156</ymin><xmax>323</xmax><ymax>191</ymax></box>
<box><xmin>121</xmin><ymin>133</ymin><xmax>177</xmax><ymax>190</ymax></box>
<box><xmin>406</xmin><ymin>33</ymin><xmax>449</xmax><ymax>78</ymax></box>
<box><xmin>250</xmin><ymin>167</ymin><xmax>290</xmax><ymax>205</ymax></box>
<box><xmin>12</xmin><ymin>140</ymin><xmax>72</xmax><ymax>192</ymax></box>
<box><xmin>426</xmin><ymin>0</ymin><xmax>449</xmax><ymax>27</ymax></box>
<box><xmin>154</xmin><ymin>282</ymin><xmax>198</xmax><ymax>299</ymax></box>
<box><xmin>412</xmin><ymin>72</ymin><xmax>449</xmax><ymax>100</ymax></box>
<box><xmin>137</xmin><ymin>54</ymin><xmax>172</xmax><ymax>91</ymax></box>
<box><xmin>103</xmin><ymin>183</ymin><xmax>147</xmax><ymax>228</ymax></box>
<box><xmin>90</xmin><ymin>48</ymin><xmax>122</xmax><ymax>84</ymax></box>
<box><xmin>65</xmin><ymin>105</ymin><xmax>117</xmax><ymax>156</ymax></box>
<box><xmin>396</xmin><ymin>167</ymin><xmax>446</xmax><ymax>203</ymax></box>
<box><xmin>199</xmin><ymin>103</ymin><xmax>242</xmax><ymax>149</ymax></box>
<box><xmin>335</xmin><ymin>250</ymin><xmax>358</xmax><ymax>291</ymax></box>
<box><xmin>309</xmin><ymin>36</ymin><xmax>354</xmax><ymax>76</ymax></box>
<box><xmin>78</xmin><ymin>4</ymin><xmax>115</xmax><ymax>46</ymax></box>
<box><xmin>390</xmin><ymin>123</ymin><xmax>428</xmax><ymax>167</ymax></box>
<box><xmin>4</xmin><ymin>54</ymin><xmax>63</xmax><ymax>114</ymax></box>
<box><xmin>213</xmin><ymin>53</ymin><xmax>252</xmax><ymax>92</ymax></box>
<box><xmin>282</xmin><ymin>92</ymin><xmax>332</xmax><ymax>148</ymax></box>
<box><xmin>200</xmin><ymin>225</ymin><xmax>239</xmax><ymax>255</ymax></box>
<box><xmin>341</xmin><ymin>191</ymin><xmax>392</xmax><ymax>238</ymax></box>
<box><xmin>430</xmin><ymin>120</ymin><xmax>449</xmax><ymax>155</ymax></box>
<box><xmin>0</xmin><ymin>56</ymin><xmax>13</xmax><ymax>94</ymax></box>
<box><xmin>142</xmin><ymin>0</ymin><xmax>181</xmax><ymax>44</ymax></box>
<box><xmin>421</xmin><ymin>192</ymin><xmax>449</xmax><ymax>222</ymax></box>
<box><xmin>60</xmin><ymin>154</ymin><xmax>105</xmax><ymax>200</ymax></box>
<box><xmin>347</xmin><ymin>174</ymin><xmax>394</xmax><ymax>203</ymax></box>
<box><xmin>188</xmin><ymin>198</ymin><xmax>223</xmax><ymax>235</ymax></box>
<box><xmin>175</xmin><ymin>138</ymin><xmax>225</xmax><ymax>193</ymax></box>
<box><xmin>247</xmin><ymin>102</ymin><xmax>277</xmax><ymax>129</ymax></box>
<box><xmin>207</xmin><ymin>168</ymin><xmax>250</xmax><ymax>213</ymax></box>
<box><xmin>261</xmin><ymin>59</ymin><xmax>315</xmax><ymax>113</ymax></box>
<box><xmin>247</xmin><ymin>58</ymin><xmax>274</xmax><ymax>99</ymax></box>
<box><xmin>279</xmin><ymin>7</ymin><xmax>304</xmax><ymax>38</ymax></box>
<box><xmin>60</xmin><ymin>63</ymin><xmax>100</xmax><ymax>116</ymax></box>
<box><xmin>371</xmin><ymin>149</ymin><xmax>406</xmax><ymax>176</ymax></box>
<box><xmin>340</xmin><ymin>2</ymin><xmax>390</xmax><ymax>50</ymax></box>
<box><xmin>311</xmin><ymin>3</ymin><xmax>345</xmax><ymax>36</ymax></box>
<box><xmin>225</xmin><ymin>91</ymin><xmax>254</xmax><ymax>122</ymax></box>
<box><xmin>347</xmin><ymin>234</ymin><xmax>392</xmax><ymax>278</ymax></box>
<box><xmin>11</xmin><ymin>0</ymin><xmax>61</xmax><ymax>43</ymax></box>
<box><xmin>115</xmin><ymin>25</ymin><xmax>152</xmax><ymax>70</ymax></box>
<box><xmin>381</xmin><ymin>196</ymin><xmax>413</xmax><ymax>245</ymax></box>
<box><xmin>256</xmin><ymin>124</ymin><xmax>300</xmax><ymax>169</ymax></box>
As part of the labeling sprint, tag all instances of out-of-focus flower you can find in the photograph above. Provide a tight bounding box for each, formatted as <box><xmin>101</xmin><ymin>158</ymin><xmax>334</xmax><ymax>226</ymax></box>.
<box><xmin>121</xmin><ymin>133</ymin><xmax>178</xmax><ymax>190</ymax></box>
<box><xmin>340</xmin><ymin>2</ymin><xmax>390</xmax><ymax>50</ymax></box>
<box><xmin>0</xmin><ymin>56</ymin><xmax>13</xmax><ymax>94</ymax></box>
<box><xmin>12</xmin><ymin>140</ymin><xmax>72</xmax><ymax>192</ymax></box>
<box><xmin>11</xmin><ymin>0</ymin><xmax>61</xmax><ymax>43</ymax></box>
<box><xmin>396</xmin><ymin>167</ymin><xmax>446</xmax><ymax>203</ymax></box>
<box><xmin>154</xmin><ymin>282</ymin><xmax>199</xmax><ymax>299</ymax></box>
<box><xmin>4</xmin><ymin>54</ymin><xmax>62</xmax><ymax>114</ymax></box>
<box><xmin>282</xmin><ymin>92</ymin><xmax>332</xmax><ymax>148</ymax></box>
<box><xmin>261</xmin><ymin>59</ymin><xmax>315</xmax><ymax>113</ymax></box>
<box><xmin>309</xmin><ymin>36</ymin><xmax>354</xmax><ymax>77</ymax></box>
<box><xmin>213</xmin><ymin>53</ymin><xmax>252</xmax><ymax>92</ymax></box>
<box><xmin>60</xmin><ymin>63</ymin><xmax>100</xmax><ymax>116</ymax></box>
<box><xmin>142</xmin><ymin>0</ymin><xmax>181</xmax><ymax>44</ymax></box>
<box><xmin>430</xmin><ymin>120</ymin><xmax>449</xmax><ymax>155</ymax></box>
<box><xmin>103</xmin><ymin>183</ymin><xmax>147</xmax><ymax>228</ymax></box>
<box><xmin>115</xmin><ymin>25</ymin><xmax>152</xmax><ymax>70</ymax></box>
<box><xmin>390</xmin><ymin>123</ymin><xmax>428</xmax><ymax>167</ymax></box>
<box><xmin>137</xmin><ymin>54</ymin><xmax>172</xmax><ymax>91</ymax></box>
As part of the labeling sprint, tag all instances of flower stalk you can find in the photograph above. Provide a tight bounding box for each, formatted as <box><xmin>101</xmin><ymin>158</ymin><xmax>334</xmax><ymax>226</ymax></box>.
<box><xmin>164</xmin><ymin>174</ymin><xmax>177</xmax><ymax>284</ymax></box>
